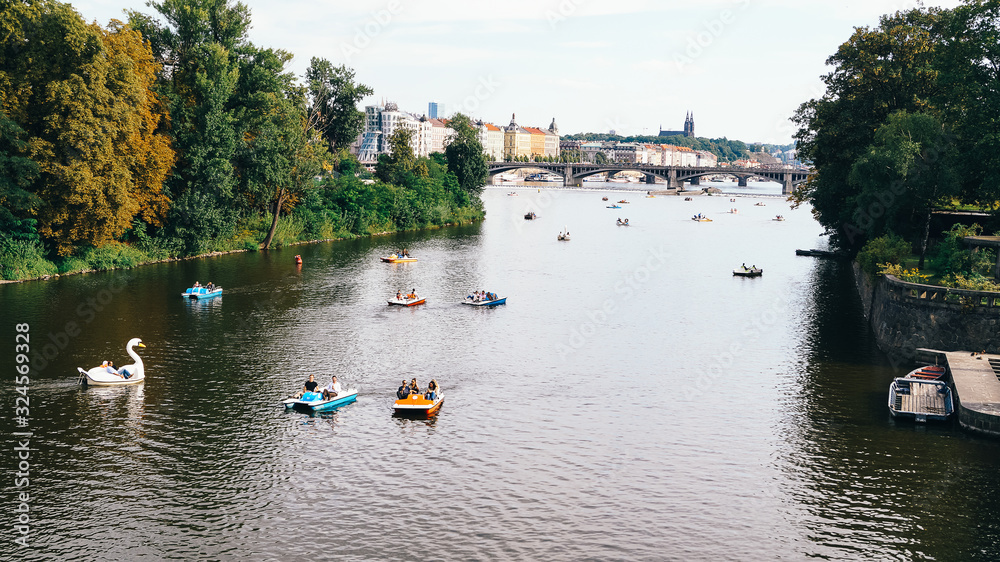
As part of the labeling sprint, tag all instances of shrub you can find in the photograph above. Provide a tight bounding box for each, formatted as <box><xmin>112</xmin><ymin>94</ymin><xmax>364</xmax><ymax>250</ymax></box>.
<box><xmin>0</xmin><ymin>236</ymin><xmax>57</xmax><ymax>280</ymax></box>
<box><xmin>932</xmin><ymin>223</ymin><xmax>993</xmax><ymax>277</ymax></box>
<box><xmin>857</xmin><ymin>234</ymin><xmax>911</xmax><ymax>277</ymax></box>
<box><xmin>878</xmin><ymin>263</ymin><xmax>930</xmax><ymax>284</ymax></box>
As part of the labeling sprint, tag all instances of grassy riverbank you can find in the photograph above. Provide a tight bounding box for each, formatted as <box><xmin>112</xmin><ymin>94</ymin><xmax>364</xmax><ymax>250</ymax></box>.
<box><xmin>1</xmin><ymin>174</ymin><xmax>484</xmax><ymax>282</ymax></box>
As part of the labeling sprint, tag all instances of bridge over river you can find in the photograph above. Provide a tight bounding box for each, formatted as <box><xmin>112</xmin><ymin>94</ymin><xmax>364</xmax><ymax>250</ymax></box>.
<box><xmin>488</xmin><ymin>162</ymin><xmax>811</xmax><ymax>195</ymax></box>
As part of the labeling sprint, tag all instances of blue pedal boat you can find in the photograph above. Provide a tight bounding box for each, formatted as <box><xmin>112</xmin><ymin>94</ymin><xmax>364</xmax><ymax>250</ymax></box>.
<box><xmin>283</xmin><ymin>389</ymin><xmax>358</xmax><ymax>412</ymax></box>
<box><xmin>182</xmin><ymin>286</ymin><xmax>223</xmax><ymax>299</ymax></box>
<box><xmin>463</xmin><ymin>296</ymin><xmax>507</xmax><ymax>307</ymax></box>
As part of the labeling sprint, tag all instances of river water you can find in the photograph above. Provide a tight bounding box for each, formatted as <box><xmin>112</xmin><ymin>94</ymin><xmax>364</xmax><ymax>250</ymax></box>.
<box><xmin>2</xmin><ymin>187</ymin><xmax>999</xmax><ymax>560</ymax></box>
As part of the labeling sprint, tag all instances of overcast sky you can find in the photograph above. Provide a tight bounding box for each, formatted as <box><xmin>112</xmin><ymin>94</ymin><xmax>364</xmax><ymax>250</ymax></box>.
<box><xmin>71</xmin><ymin>0</ymin><xmax>962</xmax><ymax>144</ymax></box>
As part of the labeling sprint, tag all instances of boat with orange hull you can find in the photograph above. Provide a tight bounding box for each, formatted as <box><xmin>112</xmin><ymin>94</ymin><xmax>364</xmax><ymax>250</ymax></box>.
<box><xmin>381</xmin><ymin>254</ymin><xmax>417</xmax><ymax>263</ymax></box>
<box><xmin>388</xmin><ymin>296</ymin><xmax>425</xmax><ymax>306</ymax></box>
<box><xmin>393</xmin><ymin>393</ymin><xmax>444</xmax><ymax>417</ymax></box>
<box><xmin>905</xmin><ymin>364</ymin><xmax>946</xmax><ymax>381</ymax></box>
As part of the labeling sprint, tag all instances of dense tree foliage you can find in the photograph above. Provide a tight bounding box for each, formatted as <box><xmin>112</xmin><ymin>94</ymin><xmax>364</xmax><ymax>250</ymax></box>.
<box><xmin>445</xmin><ymin>113</ymin><xmax>488</xmax><ymax>200</ymax></box>
<box><xmin>790</xmin><ymin>4</ymin><xmax>1000</xmax><ymax>255</ymax></box>
<box><xmin>305</xmin><ymin>58</ymin><xmax>373</xmax><ymax>156</ymax></box>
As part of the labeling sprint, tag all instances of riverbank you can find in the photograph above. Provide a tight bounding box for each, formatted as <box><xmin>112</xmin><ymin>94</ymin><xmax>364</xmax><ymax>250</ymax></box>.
<box><xmin>0</xmin><ymin>218</ymin><xmax>482</xmax><ymax>285</ymax></box>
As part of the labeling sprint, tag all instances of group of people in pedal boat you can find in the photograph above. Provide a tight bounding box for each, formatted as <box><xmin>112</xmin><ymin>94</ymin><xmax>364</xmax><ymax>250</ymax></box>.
<box><xmin>469</xmin><ymin>290</ymin><xmax>498</xmax><ymax>302</ymax></box>
<box><xmin>192</xmin><ymin>281</ymin><xmax>217</xmax><ymax>291</ymax></box>
<box><xmin>616</xmin><ymin>218</ymin><xmax>629</xmax><ymax>225</ymax></box>
<box><xmin>298</xmin><ymin>374</ymin><xmax>343</xmax><ymax>400</ymax></box>
<box><xmin>397</xmin><ymin>378</ymin><xmax>439</xmax><ymax>400</ymax></box>
<box><xmin>98</xmin><ymin>360</ymin><xmax>135</xmax><ymax>379</ymax></box>
<box><xmin>396</xmin><ymin>289</ymin><xmax>419</xmax><ymax>300</ymax></box>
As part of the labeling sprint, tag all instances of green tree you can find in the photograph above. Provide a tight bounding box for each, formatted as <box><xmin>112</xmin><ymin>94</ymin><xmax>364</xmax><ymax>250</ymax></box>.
<box><xmin>595</xmin><ymin>152</ymin><xmax>609</xmax><ymax>165</ymax></box>
<box><xmin>444</xmin><ymin>113</ymin><xmax>488</xmax><ymax>196</ymax></box>
<box><xmin>305</xmin><ymin>58</ymin><xmax>373</xmax><ymax>154</ymax></box>
<box><xmin>791</xmin><ymin>8</ymin><xmax>943</xmax><ymax>251</ymax></box>
<box><xmin>375</xmin><ymin>128</ymin><xmax>415</xmax><ymax>183</ymax></box>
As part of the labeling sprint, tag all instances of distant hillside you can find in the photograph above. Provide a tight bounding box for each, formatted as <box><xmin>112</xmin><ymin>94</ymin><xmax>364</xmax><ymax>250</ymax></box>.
<box><xmin>562</xmin><ymin>133</ymin><xmax>794</xmax><ymax>163</ymax></box>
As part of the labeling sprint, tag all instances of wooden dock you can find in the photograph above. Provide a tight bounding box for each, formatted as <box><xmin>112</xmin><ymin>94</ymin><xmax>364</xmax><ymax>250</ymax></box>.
<box><xmin>916</xmin><ymin>348</ymin><xmax>1000</xmax><ymax>437</ymax></box>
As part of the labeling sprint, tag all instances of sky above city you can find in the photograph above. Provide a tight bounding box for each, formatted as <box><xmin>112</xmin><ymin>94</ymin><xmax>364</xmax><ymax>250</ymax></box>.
<box><xmin>71</xmin><ymin>0</ymin><xmax>963</xmax><ymax>144</ymax></box>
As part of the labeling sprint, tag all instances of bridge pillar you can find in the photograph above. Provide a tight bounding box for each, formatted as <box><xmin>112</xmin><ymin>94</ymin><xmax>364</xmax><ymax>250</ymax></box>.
<box><xmin>737</xmin><ymin>176</ymin><xmax>748</xmax><ymax>187</ymax></box>
<box><xmin>645</xmin><ymin>174</ymin><xmax>656</xmax><ymax>185</ymax></box>
<box><xmin>782</xmin><ymin>172</ymin><xmax>794</xmax><ymax>196</ymax></box>
<box><xmin>667</xmin><ymin>169</ymin><xmax>679</xmax><ymax>190</ymax></box>
<box><xmin>689</xmin><ymin>176</ymin><xmax>700</xmax><ymax>186</ymax></box>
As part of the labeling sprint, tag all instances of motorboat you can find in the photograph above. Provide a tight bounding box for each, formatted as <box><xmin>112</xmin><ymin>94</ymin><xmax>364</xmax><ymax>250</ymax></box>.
<box><xmin>888</xmin><ymin>378</ymin><xmax>954</xmax><ymax>422</ymax></box>
<box><xmin>904</xmin><ymin>365</ymin><xmax>947</xmax><ymax>381</ymax></box>
<box><xmin>388</xmin><ymin>294</ymin><xmax>426</xmax><ymax>306</ymax></box>
<box><xmin>733</xmin><ymin>266</ymin><xmax>762</xmax><ymax>277</ymax></box>
<box><xmin>381</xmin><ymin>253</ymin><xmax>417</xmax><ymax>263</ymax></box>
<box><xmin>394</xmin><ymin>392</ymin><xmax>444</xmax><ymax>418</ymax></box>
<box><xmin>182</xmin><ymin>285</ymin><xmax>222</xmax><ymax>299</ymax></box>
<box><xmin>283</xmin><ymin>389</ymin><xmax>358</xmax><ymax>412</ymax></box>
<box><xmin>464</xmin><ymin>294</ymin><xmax>506</xmax><ymax>306</ymax></box>
<box><xmin>78</xmin><ymin>338</ymin><xmax>146</xmax><ymax>386</ymax></box>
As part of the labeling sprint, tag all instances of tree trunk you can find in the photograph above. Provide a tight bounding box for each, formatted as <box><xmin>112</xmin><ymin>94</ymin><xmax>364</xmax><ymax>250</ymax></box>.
<box><xmin>262</xmin><ymin>190</ymin><xmax>285</xmax><ymax>249</ymax></box>
<box><xmin>918</xmin><ymin>208</ymin><xmax>933</xmax><ymax>268</ymax></box>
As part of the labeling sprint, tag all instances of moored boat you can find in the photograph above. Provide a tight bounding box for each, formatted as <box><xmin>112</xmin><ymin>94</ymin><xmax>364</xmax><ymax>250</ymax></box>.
<box><xmin>393</xmin><ymin>392</ymin><xmax>444</xmax><ymax>417</ymax></box>
<box><xmin>888</xmin><ymin>377</ymin><xmax>954</xmax><ymax>422</ymax></box>
<box><xmin>78</xmin><ymin>338</ymin><xmax>146</xmax><ymax>386</ymax></box>
<box><xmin>905</xmin><ymin>364</ymin><xmax>947</xmax><ymax>381</ymax></box>
<box><xmin>283</xmin><ymin>389</ymin><xmax>358</xmax><ymax>412</ymax></box>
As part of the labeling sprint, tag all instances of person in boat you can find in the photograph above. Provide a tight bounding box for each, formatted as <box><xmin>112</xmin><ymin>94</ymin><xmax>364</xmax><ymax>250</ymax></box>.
<box><xmin>742</xmin><ymin>263</ymin><xmax>747</xmax><ymax>270</ymax></box>
<box><xmin>322</xmin><ymin>375</ymin><xmax>341</xmax><ymax>400</ymax></box>
<box><xmin>409</xmin><ymin>378</ymin><xmax>420</xmax><ymax>396</ymax></box>
<box><xmin>396</xmin><ymin>290</ymin><xmax>402</xmax><ymax>300</ymax></box>
<box><xmin>425</xmin><ymin>379</ymin><xmax>439</xmax><ymax>400</ymax></box>
<box><xmin>407</xmin><ymin>288</ymin><xmax>417</xmax><ymax>299</ymax></box>
<box><xmin>402</xmin><ymin>249</ymin><xmax>409</xmax><ymax>257</ymax></box>
<box><xmin>206</xmin><ymin>282</ymin><xmax>214</xmax><ymax>291</ymax></box>
<box><xmin>625</xmin><ymin>218</ymin><xmax>629</xmax><ymax>225</ymax></box>
<box><xmin>397</xmin><ymin>380</ymin><xmax>410</xmax><ymax>399</ymax></box>
<box><xmin>193</xmin><ymin>281</ymin><xmax>201</xmax><ymax>288</ymax></box>
<box><xmin>300</xmin><ymin>374</ymin><xmax>319</xmax><ymax>397</ymax></box>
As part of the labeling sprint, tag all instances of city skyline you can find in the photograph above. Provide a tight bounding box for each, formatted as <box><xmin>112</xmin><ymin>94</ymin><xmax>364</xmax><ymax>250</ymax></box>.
<box><xmin>71</xmin><ymin>0</ymin><xmax>963</xmax><ymax>144</ymax></box>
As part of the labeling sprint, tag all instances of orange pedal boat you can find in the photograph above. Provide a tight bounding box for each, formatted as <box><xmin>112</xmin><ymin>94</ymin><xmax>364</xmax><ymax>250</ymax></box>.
<box><xmin>393</xmin><ymin>393</ymin><xmax>444</xmax><ymax>417</ymax></box>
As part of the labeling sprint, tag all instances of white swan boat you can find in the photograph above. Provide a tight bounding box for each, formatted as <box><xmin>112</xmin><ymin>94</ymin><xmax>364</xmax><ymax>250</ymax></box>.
<box><xmin>77</xmin><ymin>338</ymin><xmax>146</xmax><ymax>386</ymax></box>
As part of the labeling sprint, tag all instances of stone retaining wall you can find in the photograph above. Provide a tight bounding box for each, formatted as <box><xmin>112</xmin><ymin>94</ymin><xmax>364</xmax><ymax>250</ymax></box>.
<box><xmin>854</xmin><ymin>263</ymin><xmax>1000</xmax><ymax>358</ymax></box>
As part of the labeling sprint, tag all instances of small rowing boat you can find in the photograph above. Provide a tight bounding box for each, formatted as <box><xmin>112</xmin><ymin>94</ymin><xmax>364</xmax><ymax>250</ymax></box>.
<box><xmin>905</xmin><ymin>365</ymin><xmax>946</xmax><ymax>381</ymax></box>
<box><xmin>888</xmin><ymin>378</ymin><xmax>953</xmax><ymax>422</ymax></box>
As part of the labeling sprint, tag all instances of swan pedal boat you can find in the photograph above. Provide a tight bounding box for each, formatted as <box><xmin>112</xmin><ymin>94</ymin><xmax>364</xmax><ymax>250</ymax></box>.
<box><xmin>393</xmin><ymin>393</ymin><xmax>444</xmax><ymax>417</ymax></box>
<box><xmin>182</xmin><ymin>286</ymin><xmax>222</xmax><ymax>299</ymax></box>
<box><xmin>283</xmin><ymin>389</ymin><xmax>358</xmax><ymax>412</ymax></box>
<box><xmin>78</xmin><ymin>338</ymin><xmax>145</xmax><ymax>386</ymax></box>
<box><xmin>388</xmin><ymin>296</ymin><xmax>426</xmax><ymax>306</ymax></box>
<box><xmin>381</xmin><ymin>254</ymin><xmax>417</xmax><ymax>263</ymax></box>
<box><xmin>733</xmin><ymin>267</ymin><xmax>763</xmax><ymax>277</ymax></box>
<box><xmin>464</xmin><ymin>296</ymin><xmax>506</xmax><ymax>306</ymax></box>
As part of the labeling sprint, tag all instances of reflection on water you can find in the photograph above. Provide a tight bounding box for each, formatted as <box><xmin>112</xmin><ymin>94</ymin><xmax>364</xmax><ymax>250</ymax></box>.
<box><xmin>2</xmin><ymin>188</ymin><xmax>1000</xmax><ymax>560</ymax></box>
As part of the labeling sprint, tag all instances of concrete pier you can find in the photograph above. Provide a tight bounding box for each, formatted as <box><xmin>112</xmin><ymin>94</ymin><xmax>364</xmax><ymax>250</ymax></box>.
<box><xmin>917</xmin><ymin>348</ymin><xmax>1000</xmax><ymax>437</ymax></box>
